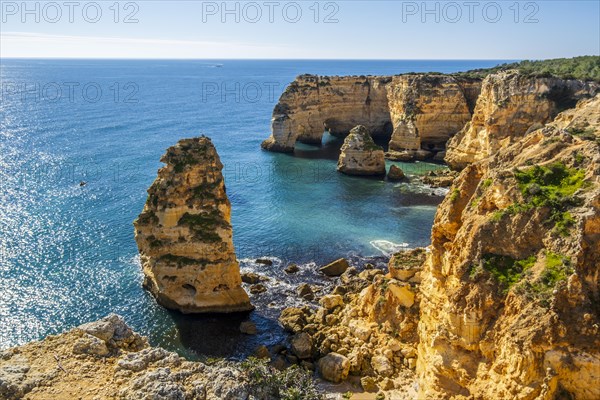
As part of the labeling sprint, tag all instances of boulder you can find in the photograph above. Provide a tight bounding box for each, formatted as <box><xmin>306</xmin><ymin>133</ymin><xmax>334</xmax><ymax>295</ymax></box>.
<box><xmin>239</xmin><ymin>321</ymin><xmax>257</xmax><ymax>335</ymax></box>
<box><xmin>319</xmin><ymin>258</ymin><xmax>349</xmax><ymax>276</ymax></box>
<box><xmin>387</xmin><ymin>165</ymin><xmax>405</xmax><ymax>181</ymax></box>
<box><xmin>319</xmin><ymin>295</ymin><xmax>344</xmax><ymax>310</ymax></box>
<box><xmin>388</xmin><ymin>283</ymin><xmax>415</xmax><ymax>308</ymax></box>
<box><xmin>371</xmin><ymin>355</ymin><xmax>394</xmax><ymax>377</ymax></box>
<box><xmin>284</xmin><ymin>263</ymin><xmax>299</xmax><ymax>274</ymax></box>
<box><xmin>241</xmin><ymin>272</ymin><xmax>261</xmax><ymax>284</ymax></box>
<box><xmin>317</xmin><ymin>353</ymin><xmax>350</xmax><ymax>383</ymax></box>
<box><xmin>290</xmin><ymin>332</ymin><xmax>313</xmax><ymax>359</ymax></box>
<box><xmin>297</xmin><ymin>284</ymin><xmax>314</xmax><ymax>301</ymax></box>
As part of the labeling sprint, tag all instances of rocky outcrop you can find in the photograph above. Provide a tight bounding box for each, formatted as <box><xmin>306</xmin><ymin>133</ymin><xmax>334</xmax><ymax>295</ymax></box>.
<box><xmin>386</xmin><ymin>75</ymin><xmax>479</xmax><ymax>153</ymax></box>
<box><xmin>0</xmin><ymin>315</ymin><xmax>251</xmax><ymax>400</ymax></box>
<box><xmin>134</xmin><ymin>137</ymin><xmax>252</xmax><ymax>313</ymax></box>
<box><xmin>278</xmin><ymin>251</ymin><xmax>426</xmax><ymax>393</ymax></box>
<box><xmin>262</xmin><ymin>74</ymin><xmax>482</xmax><ymax>158</ymax></box>
<box><xmin>261</xmin><ymin>74</ymin><xmax>392</xmax><ymax>152</ymax></box>
<box><xmin>418</xmin><ymin>95</ymin><xmax>600</xmax><ymax>399</ymax></box>
<box><xmin>446</xmin><ymin>70</ymin><xmax>599</xmax><ymax>169</ymax></box>
<box><xmin>337</xmin><ymin>125</ymin><xmax>386</xmax><ymax>176</ymax></box>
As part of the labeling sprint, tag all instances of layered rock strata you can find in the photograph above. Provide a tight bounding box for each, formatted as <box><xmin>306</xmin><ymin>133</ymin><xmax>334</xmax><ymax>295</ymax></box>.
<box><xmin>134</xmin><ymin>137</ymin><xmax>252</xmax><ymax>313</ymax></box>
<box><xmin>446</xmin><ymin>70</ymin><xmax>599</xmax><ymax>169</ymax></box>
<box><xmin>386</xmin><ymin>75</ymin><xmax>479</xmax><ymax>153</ymax></box>
<box><xmin>261</xmin><ymin>74</ymin><xmax>392</xmax><ymax>152</ymax></box>
<box><xmin>337</xmin><ymin>125</ymin><xmax>386</xmax><ymax>176</ymax></box>
<box><xmin>261</xmin><ymin>74</ymin><xmax>482</xmax><ymax>157</ymax></box>
<box><xmin>418</xmin><ymin>95</ymin><xmax>600</xmax><ymax>399</ymax></box>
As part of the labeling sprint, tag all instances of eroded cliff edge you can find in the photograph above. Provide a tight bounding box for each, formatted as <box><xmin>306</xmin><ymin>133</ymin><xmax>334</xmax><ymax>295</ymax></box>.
<box><xmin>261</xmin><ymin>73</ymin><xmax>482</xmax><ymax>160</ymax></box>
<box><xmin>134</xmin><ymin>137</ymin><xmax>252</xmax><ymax>313</ymax></box>
<box><xmin>418</xmin><ymin>95</ymin><xmax>600</xmax><ymax>399</ymax></box>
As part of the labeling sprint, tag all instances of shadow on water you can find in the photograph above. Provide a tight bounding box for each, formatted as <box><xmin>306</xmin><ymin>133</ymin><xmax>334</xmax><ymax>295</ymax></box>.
<box><xmin>169</xmin><ymin>309</ymin><xmax>285</xmax><ymax>360</ymax></box>
<box><xmin>292</xmin><ymin>131</ymin><xmax>392</xmax><ymax>161</ymax></box>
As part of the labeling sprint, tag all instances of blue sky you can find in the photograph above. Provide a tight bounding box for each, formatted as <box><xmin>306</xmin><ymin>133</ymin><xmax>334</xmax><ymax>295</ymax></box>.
<box><xmin>1</xmin><ymin>1</ymin><xmax>599</xmax><ymax>59</ymax></box>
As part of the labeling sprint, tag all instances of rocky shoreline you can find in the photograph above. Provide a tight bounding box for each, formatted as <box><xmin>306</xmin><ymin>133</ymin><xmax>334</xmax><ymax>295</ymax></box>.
<box><xmin>3</xmin><ymin>60</ymin><xmax>600</xmax><ymax>400</ymax></box>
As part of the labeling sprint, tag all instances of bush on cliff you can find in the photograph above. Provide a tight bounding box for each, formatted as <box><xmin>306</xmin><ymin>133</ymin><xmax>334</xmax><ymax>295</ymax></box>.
<box><xmin>241</xmin><ymin>357</ymin><xmax>323</xmax><ymax>400</ymax></box>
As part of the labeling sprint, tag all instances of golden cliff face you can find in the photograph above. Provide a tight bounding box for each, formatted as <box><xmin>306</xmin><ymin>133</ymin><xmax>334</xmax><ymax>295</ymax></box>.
<box><xmin>261</xmin><ymin>74</ymin><xmax>391</xmax><ymax>152</ymax></box>
<box><xmin>261</xmin><ymin>74</ymin><xmax>482</xmax><ymax>159</ymax></box>
<box><xmin>417</xmin><ymin>95</ymin><xmax>600</xmax><ymax>399</ymax></box>
<box><xmin>445</xmin><ymin>70</ymin><xmax>599</xmax><ymax>170</ymax></box>
<box><xmin>387</xmin><ymin>75</ymin><xmax>478</xmax><ymax>153</ymax></box>
<box><xmin>133</xmin><ymin>137</ymin><xmax>252</xmax><ymax>313</ymax></box>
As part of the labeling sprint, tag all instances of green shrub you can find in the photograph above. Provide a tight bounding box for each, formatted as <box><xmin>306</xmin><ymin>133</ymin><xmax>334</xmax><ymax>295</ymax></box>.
<box><xmin>450</xmin><ymin>188</ymin><xmax>460</xmax><ymax>202</ymax></box>
<box><xmin>453</xmin><ymin>56</ymin><xmax>600</xmax><ymax>82</ymax></box>
<box><xmin>515</xmin><ymin>251</ymin><xmax>573</xmax><ymax>306</ymax></box>
<box><xmin>177</xmin><ymin>211</ymin><xmax>226</xmax><ymax>242</ymax></box>
<box><xmin>241</xmin><ymin>357</ymin><xmax>323</xmax><ymax>400</ymax></box>
<box><xmin>476</xmin><ymin>253</ymin><xmax>537</xmax><ymax>294</ymax></box>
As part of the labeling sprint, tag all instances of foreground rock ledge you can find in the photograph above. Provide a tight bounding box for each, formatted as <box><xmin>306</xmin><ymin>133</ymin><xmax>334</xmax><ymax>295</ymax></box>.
<box><xmin>0</xmin><ymin>314</ymin><xmax>250</xmax><ymax>400</ymax></box>
<box><xmin>134</xmin><ymin>136</ymin><xmax>252</xmax><ymax>313</ymax></box>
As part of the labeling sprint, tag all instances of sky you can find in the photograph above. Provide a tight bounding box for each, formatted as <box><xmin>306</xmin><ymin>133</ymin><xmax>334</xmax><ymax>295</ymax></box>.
<box><xmin>0</xmin><ymin>1</ymin><xmax>599</xmax><ymax>59</ymax></box>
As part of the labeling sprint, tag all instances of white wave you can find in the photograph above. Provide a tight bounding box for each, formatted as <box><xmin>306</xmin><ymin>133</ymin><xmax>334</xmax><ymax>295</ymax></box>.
<box><xmin>370</xmin><ymin>240</ymin><xmax>409</xmax><ymax>256</ymax></box>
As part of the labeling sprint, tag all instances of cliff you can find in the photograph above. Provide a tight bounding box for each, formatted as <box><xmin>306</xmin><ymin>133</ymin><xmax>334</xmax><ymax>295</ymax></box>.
<box><xmin>445</xmin><ymin>70</ymin><xmax>599</xmax><ymax>169</ymax></box>
<box><xmin>261</xmin><ymin>74</ymin><xmax>482</xmax><ymax>159</ymax></box>
<box><xmin>261</xmin><ymin>74</ymin><xmax>392</xmax><ymax>152</ymax></box>
<box><xmin>417</xmin><ymin>95</ymin><xmax>600</xmax><ymax>399</ymax></box>
<box><xmin>337</xmin><ymin>125</ymin><xmax>386</xmax><ymax>175</ymax></box>
<box><xmin>386</xmin><ymin>74</ymin><xmax>479</xmax><ymax>155</ymax></box>
<box><xmin>133</xmin><ymin>137</ymin><xmax>252</xmax><ymax>313</ymax></box>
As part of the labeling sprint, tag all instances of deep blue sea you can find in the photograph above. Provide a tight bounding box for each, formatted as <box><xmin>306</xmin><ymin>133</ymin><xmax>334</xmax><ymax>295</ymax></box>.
<box><xmin>0</xmin><ymin>59</ymin><xmax>508</xmax><ymax>356</ymax></box>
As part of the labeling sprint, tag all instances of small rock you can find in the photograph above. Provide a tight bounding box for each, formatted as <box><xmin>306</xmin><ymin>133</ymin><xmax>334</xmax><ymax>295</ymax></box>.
<box><xmin>255</xmin><ymin>258</ymin><xmax>273</xmax><ymax>266</ymax></box>
<box><xmin>254</xmin><ymin>345</ymin><xmax>270</xmax><ymax>359</ymax></box>
<box><xmin>388</xmin><ymin>283</ymin><xmax>415</xmax><ymax>308</ymax></box>
<box><xmin>381</xmin><ymin>378</ymin><xmax>395</xmax><ymax>390</ymax></box>
<box><xmin>72</xmin><ymin>334</ymin><xmax>109</xmax><ymax>357</ymax></box>
<box><xmin>332</xmin><ymin>286</ymin><xmax>347</xmax><ymax>296</ymax></box>
<box><xmin>371</xmin><ymin>355</ymin><xmax>393</xmax><ymax>377</ymax></box>
<box><xmin>408</xmin><ymin>358</ymin><xmax>417</xmax><ymax>369</ymax></box>
<box><xmin>320</xmin><ymin>295</ymin><xmax>344</xmax><ymax>310</ymax></box>
<box><xmin>271</xmin><ymin>355</ymin><xmax>287</xmax><ymax>370</ymax></box>
<box><xmin>361</xmin><ymin>376</ymin><xmax>378</xmax><ymax>392</ymax></box>
<box><xmin>387</xmin><ymin>165</ymin><xmax>405</xmax><ymax>181</ymax></box>
<box><xmin>317</xmin><ymin>352</ymin><xmax>350</xmax><ymax>383</ymax></box>
<box><xmin>297</xmin><ymin>284</ymin><xmax>314</xmax><ymax>301</ymax></box>
<box><xmin>358</xmin><ymin>269</ymin><xmax>383</xmax><ymax>281</ymax></box>
<box><xmin>241</xmin><ymin>272</ymin><xmax>261</xmax><ymax>284</ymax></box>
<box><xmin>301</xmin><ymin>360</ymin><xmax>315</xmax><ymax>371</ymax></box>
<box><xmin>291</xmin><ymin>332</ymin><xmax>313</xmax><ymax>359</ymax></box>
<box><xmin>319</xmin><ymin>258</ymin><xmax>349</xmax><ymax>276</ymax></box>
<box><xmin>249</xmin><ymin>284</ymin><xmax>267</xmax><ymax>294</ymax></box>
<box><xmin>239</xmin><ymin>321</ymin><xmax>257</xmax><ymax>335</ymax></box>
<box><xmin>278</xmin><ymin>307</ymin><xmax>309</xmax><ymax>333</ymax></box>
<box><xmin>284</xmin><ymin>263</ymin><xmax>299</xmax><ymax>274</ymax></box>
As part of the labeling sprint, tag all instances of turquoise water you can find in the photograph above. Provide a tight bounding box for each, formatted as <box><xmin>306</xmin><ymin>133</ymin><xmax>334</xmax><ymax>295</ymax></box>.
<box><xmin>0</xmin><ymin>59</ymin><xmax>507</xmax><ymax>354</ymax></box>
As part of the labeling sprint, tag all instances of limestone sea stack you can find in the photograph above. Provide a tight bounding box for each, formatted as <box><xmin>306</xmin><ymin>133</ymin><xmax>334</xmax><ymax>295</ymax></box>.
<box><xmin>337</xmin><ymin>125</ymin><xmax>386</xmax><ymax>176</ymax></box>
<box><xmin>134</xmin><ymin>137</ymin><xmax>252</xmax><ymax>313</ymax></box>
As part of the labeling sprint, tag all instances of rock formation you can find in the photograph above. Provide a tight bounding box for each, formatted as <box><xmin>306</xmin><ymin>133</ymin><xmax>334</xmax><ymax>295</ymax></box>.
<box><xmin>134</xmin><ymin>137</ymin><xmax>252</xmax><ymax>313</ymax></box>
<box><xmin>386</xmin><ymin>74</ymin><xmax>479</xmax><ymax>154</ymax></box>
<box><xmin>0</xmin><ymin>314</ymin><xmax>257</xmax><ymax>400</ymax></box>
<box><xmin>445</xmin><ymin>70</ymin><xmax>599</xmax><ymax>169</ymax></box>
<box><xmin>261</xmin><ymin>74</ymin><xmax>482</xmax><ymax>159</ymax></box>
<box><xmin>418</xmin><ymin>95</ymin><xmax>600</xmax><ymax>399</ymax></box>
<box><xmin>337</xmin><ymin>125</ymin><xmax>386</xmax><ymax>176</ymax></box>
<box><xmin>261</xmin><ymin>74</ymin><xmax>392</xmax><ymax>152</ymax></box>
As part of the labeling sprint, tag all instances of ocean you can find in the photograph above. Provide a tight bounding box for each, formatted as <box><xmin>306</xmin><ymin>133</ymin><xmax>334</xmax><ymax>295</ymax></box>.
<box><xmin>0</xmin><ymin>59</ymin><xmax>508</xmax><ymax>357</ymax></box>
